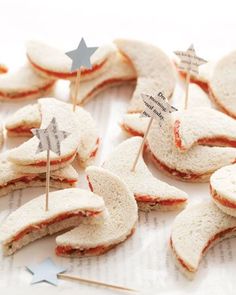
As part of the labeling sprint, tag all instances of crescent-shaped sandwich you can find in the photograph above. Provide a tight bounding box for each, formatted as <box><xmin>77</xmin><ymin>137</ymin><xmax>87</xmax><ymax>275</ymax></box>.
<box><xmin>55</xmin><ymin>166</ymin><xmax>138</xmax><ymax>257</ymax></box>
<box><xmin>170</xmin><ymin>202</ymin><xmax>236</xmax><ymax>279</ymax></box>
<box><xmin>0</xmin><ymin>152</ymin><xmax>78</xmax><ymax>197</ymax></box>
<box><xmin>70</xmin><ymin>51</ymin><xmax>136</xmax><ymax>105</ymax></box>
<box><xmin>0</xmin><ymin>65</ymin><xmax>55</xmax><ymax>101</ymax></box>
<box><xmin>114</xmin><ymin>39</ymin><xmax>176</xmax><ymax>113</ymax></box>
<box><xmin>210</xmin><ymin>164</ymin><xmax>236</xmax><ymax>217</ymax></box>
<box><xmin>5</xmin><ymin>99</ymin><xmax>99</xmax><ymax>167</ymax></box>
<box><xmin>27</xmin><ymin>41</ymin><xmax>117</xmax><ymax>81</ymax></box>
<box><xmin>121</xmin><ymin>83</ymin><xmax>211</xmax><ymax>137</ymax></box>
<box><xmin>209</xmin><ymin>51</ymin><xmax>236</xmax><ymax>118</ymax></box>
<box><xmin>147</xmin><ymin>118</ymin><xmax>236</xmax><ymax>182</ymax></box>
<box><xmin>103</xmin><ymin>137</ymin><xmax>188</xmax><ymax>211</ymax></box>
<box><xmin>7</xmin><ymin>98</ymin><xmax>80</xmax><ymax>173</ymax></box>
<box><xmin>173</xmin><ymin>107</ymin><xmax>236</xmax><ymax>151</ymax></box>
<box><xmin>0</xmin><ymin>188</ymin><xmax>105</xmax><ymax>255</ymax></box>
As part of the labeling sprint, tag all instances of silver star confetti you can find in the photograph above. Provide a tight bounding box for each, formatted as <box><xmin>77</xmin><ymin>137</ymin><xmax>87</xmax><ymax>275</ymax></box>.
<box><xmin>31</xmin><ymin>117</ymin><xmax>70</xmax><ymax>155</ymax></box>
<box><xmin>140</xmin><ymin>92</ymin><xmax>177</xmax><ymax>126</ymax></box>
<box><xmin>65</xmin><ymin>38</ymin><xmax>98</xmax><ymax>72</ymax></box>
<box><xmin>174</xmin><ymin>44</ymin><xmax>207</xmax><ymax>75</ymax></box>
<box><xmin>26</xmin><ymin>258</ymin><xmax>67</xmax><ymax>286</ymax></box>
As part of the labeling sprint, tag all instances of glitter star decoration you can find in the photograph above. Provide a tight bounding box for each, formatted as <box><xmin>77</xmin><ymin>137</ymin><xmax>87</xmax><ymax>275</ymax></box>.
<box><xmin>140</xmin><ymin>92</ymin><xmax>178</xmax><ymax>126</ymax></box>
<box><xmin>26</xmin><ymin>258</ymin><xmax>67</xmax><ymax>286</ymax></box>
<box><xmin>65</xmin><ymin>38</ymin><xmax>98</xmax><ymax>72</ymax></box>
<box><xmin>174</xmin><ymin>44</ymin><xmax>207</xmax><ymax>75</ymax></box>
<box><xmin>31</xmin><ymin>117</ymin><xmax>70</xmax><ymax>155</ymax></box>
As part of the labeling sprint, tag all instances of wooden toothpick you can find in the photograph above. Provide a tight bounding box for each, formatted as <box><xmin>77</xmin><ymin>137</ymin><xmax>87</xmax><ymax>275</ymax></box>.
<box><xmin>58</xmin><ymin>273</ymin><xmax>138</xmax><ymax>293</ymax></box>
<box><xmin>184</xmin><ymin>70</ymin><xmax>190</xmax><ymax>110</ymax></box>
<box><xmin>72</xmin><ymin>69</ymin><xmax>81</xmax><ymax>112</ymax></box>
<box><xmin>45</xmin><ymin>149</ymin><xmax>50</xmax><ymax>211</ymax></box>
<box><xmin>31</xmin><ymin>118</ymin><xmax>71</xmax><ymax>212</ymax></box>
<box><xmin>174</xmin><ymin>44</ymin><xmax>207</xmax><ymax>110</ymax></box>
<box><xmin>131</xmin><ymin>117</ymin><xmax>153</xmax><ymax>172</ymax></box>
<box><xmin>65</xmin><ymin>38</ymin><xmax>98</xmax><ymax>112</ymax></box>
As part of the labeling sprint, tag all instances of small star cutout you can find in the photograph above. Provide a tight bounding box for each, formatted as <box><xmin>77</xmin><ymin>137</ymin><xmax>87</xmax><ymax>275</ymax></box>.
<box><xmin>140</xmin><ymin>92</ymin><xmax>177</xmax><ymax>126</ymax></box>
<box><xmin>26</xmin><ymin>258</ymin><xmax>67</xmax><ymax>286</ymax></box>
<box><xmin>31</xmin><ymin>117</ymin><xmax>70</xmax><ymax>155</ymax></box>
<box><xmin>65</xmin><ymin>38</ymin><xmax>98</xmax><ymax>72</ymax></box>
<box><xmin>174</xmin><ymin>44</ymin><xmax>207</xmax><ymax>75</ymax></box>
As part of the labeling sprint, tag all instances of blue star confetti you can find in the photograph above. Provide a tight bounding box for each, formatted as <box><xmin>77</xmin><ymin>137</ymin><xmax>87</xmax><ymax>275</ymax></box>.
<box><xmin>26</xmin><ymin>258</ymin><xmax>67</xmax><ymax>286</ymax></box>
<box><xmin>66</xmin><ymin>38</ymin><xmax>98</xmax><ymax>71</ymax></box>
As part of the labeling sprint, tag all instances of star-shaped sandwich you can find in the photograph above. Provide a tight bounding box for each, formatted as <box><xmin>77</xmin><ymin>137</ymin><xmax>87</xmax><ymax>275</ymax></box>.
<box><xmin>174</xmin><ymin>44</ymin><xmax>207</xmax><ymax>75</ymax></box>
<box><xmin>140</xmin><ymin>92</ymin><xmax>177</xmax><ymax>126</ymax></box>
<box><xmin>31</xmin><ymin>117</ymin><xmax>70</xmax><ymax>155</ymax></box>
<box><xmin>26</xmin><ymin>258</ymin><xmax>67</xmax><ymax>286</ymax></box>
<box><xmin>65</xmin><ymin>38</ymin><xmax>98</xmax><ymax>72</ymax></box>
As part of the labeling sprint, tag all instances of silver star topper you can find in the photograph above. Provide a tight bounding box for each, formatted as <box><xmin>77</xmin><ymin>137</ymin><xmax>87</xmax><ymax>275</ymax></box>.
<box><xmin>26</xmin><ymin>257</ymin><xmax>67</xmax><ymax>286</ymax></box>
<box><xmin>174</xmin><ymin>44</ymin><xmax>207</xmax><ymax>75</ymax></box>
<box><xmin>65</xmin><ymin>38</ymin><xmax>98</xmax><ymax>72</ymax></box>
<box><xmin>140</xmin><ymin>92</ymin><xmax>178</xmax><ymax>126</ymax></box>
<box><xmin>31</xmin><ymin>117</ymin><xmax>70</xmax><ymax>156</ymax></box>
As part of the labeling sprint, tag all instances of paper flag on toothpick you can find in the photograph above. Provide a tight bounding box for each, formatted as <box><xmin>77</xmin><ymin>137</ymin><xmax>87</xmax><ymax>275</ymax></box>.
<box><xmin>65</xmin><ymin>38</ymin><xmax>98</xmax><ymax>111</ymax></box>
<box><xmin>140</xmin><ymin>92</ymin><xmax>177</xmax><ymax>126</ymax></box>
<box><xmin>31</xmin><ymin>118</ymin><xmax>70</xmax><ymax>211</ymax></box>
<box><xmin>174</xmin><ymin>44</ymin><xmax>207</xmax><ymax>109</ymax></box>
<box><xmin>26</xmin><ymin>258</ymin><xmax>137</xmax><ymax>292</ymax></box>
<box><xmin>131</xmin><ymin>92</ymin><xmax>177</xmax><ymax>172</ymax></box>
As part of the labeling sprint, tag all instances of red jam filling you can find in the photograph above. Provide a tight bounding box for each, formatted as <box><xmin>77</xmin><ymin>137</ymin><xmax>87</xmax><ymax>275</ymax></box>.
<box><xmin>135</xmin><ymin>194</ymin><xmax>186</xmax><ymax>206</ymax></box>
<box><xmin>121</xmin><ymin>123</ymin><xmax>144</xmax><ymax>137</ymax></box>
<box><xmin>12</xmin><ymin>210</ymin><xmax>101</xmax><ymax>243</ymax></box>
<box><xmin>210</xmin><ymin>185</ymin><xmax>236</xmax><ymax>209</ymax></box>
<box><xmin>30</xmin><ymin>152</ymin><xmax>76</xmax><ymax>167</ymax></box>
<box><xmin>0</xmin><ymin>80</ymin><xmax>55</xmax><ymax>99</ymax></box>
<box><xmin>1</xmin><ymin>175</ymin><xmax>77</xmax><ymax>189</ymax></box>
<box><xmin>28</xmin><ymin>55</ymin><xmax>107</xmax><ymax>79</ymax></box>
<box><xmin>55</xmin><ymin>228</ymin><xmax>135</xmax><ymax>256</ymax></box>
<box><xmin>151</xmin><ymin>151</ymin><xmax>202</xmax><ymax>180</ymax></box>
<box><xmin>174</xmin><ymin>119</ymin><xmax>236</xmax><ymax>150</ymax></box>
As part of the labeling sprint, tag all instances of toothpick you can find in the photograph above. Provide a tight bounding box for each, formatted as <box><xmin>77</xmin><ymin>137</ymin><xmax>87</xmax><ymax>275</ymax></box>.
<box><xmin>131</xmin><ymin>117</ymin><xmax>154</xmax><ymax>172</ymax></box>
<box><xmin>184</xmin><ymin>71</ymin><xmax>190</xmax><ymax>110</ymax></box>
<box><xmin>45</xmin><ymin>149</ymin><xmax>50</xmax><ymax>211</ymax></box>
<box><xmin>72</xmin><ymin>69</ymin><xmax>81</xmax><ymax>112</ymax></box>
<box><xmin>58</xmin><ymin>273</ymin><xmax>138</xmax><ymax>293</ymax></box>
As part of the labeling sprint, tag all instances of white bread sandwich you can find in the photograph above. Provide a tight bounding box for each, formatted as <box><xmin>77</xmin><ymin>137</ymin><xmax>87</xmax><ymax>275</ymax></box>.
<box><xmin>170</xmin><ymin>202</ymin><xmax>236</xmax><ymax>279</ymax></box>
<box><xmin>55</xmin><ymin>166</ymin><xmax>138</xmax><ymax>257</ymax></box>
<box><xmin>6</xmin><ymin>99</ymin><xmax>99</xmax><ymax>167</ymax></box>
<box><xmin>209</xmin><ymin>51</ymin><xmax>236</xmax><ymax>118</ymax></box>
<box><xmin>27</xmin><ymin>41</ymin><xmax>117</xmax><ymax>81</ymax></box>
<box><xmin>0</xmin><ymin>188</ymin><xmax>105</xmax><ymax>256</ymax></box>
<box><xmin>121</xmin><ymin>83</ymin><xmax>212</xmax><ymax>137</ymax></box>
<box><xmin>5</xmin><ymin>103</ymin><xmax>41</xmax><ymax>137</ymax></box>
<box><xmin>70</xmin><ymin>51</ymin><xmax>136</xmax><ymax>105</ymax></box>
<box><xmin>147</xmin><ymin>118</ymin><xmax>236</xmax><ymax>182</ymax></box>
<box><xmin>114</xmin><ymin>39</ymin><xmax>176</xmax><ymax>113</ymax></box>
<box><xmin>103</xmin><ymin>137</ymin><xmax>188</xmax><ymax>211</ymax></box>
<box><xmin>172</xmin><ymin>107</ymin><xmax>236</xmax><ymax>151</ymax></box>
<box><xmin>0</xmin><ymin>152</ymin><xmax>78</xmax><ymax>197</ymax></box>
<box><xmin>210</xmin><ymin>164</ymin><xmax>236</xmax><ymax>217</ymax></box>
<box><xmin>7</xmin><ymin>98</ymin><xmax>80</xmax><ymax>173</ymax></box>
<box><xmin>0</xmin><ymin>64</ymin><xmax>55</xmax><ymax>102</ymax></box>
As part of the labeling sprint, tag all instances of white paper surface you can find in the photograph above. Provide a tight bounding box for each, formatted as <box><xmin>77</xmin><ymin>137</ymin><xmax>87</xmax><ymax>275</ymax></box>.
<box><xmin>1</xmin><ymin>0</ymin><xmax>236</xmax><ymax>293</ymax></box>
<box><xmin>1</xmin><ymin>80</ymin><xmax>236</xmax><ymax>295</ymax></box>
